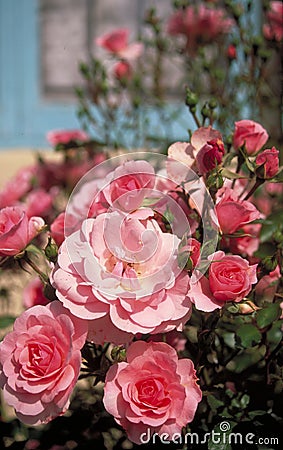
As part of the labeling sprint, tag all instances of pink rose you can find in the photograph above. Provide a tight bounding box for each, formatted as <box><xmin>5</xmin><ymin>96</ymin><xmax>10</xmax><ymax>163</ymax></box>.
<box><xmin>228</xmin><ymin>223</ymin><xmax>261</xmax><ymax>257</ymax></box>
<box><xmin>196</xmin><ymin>138</ymin><xmax>225</xmax><ymax>175</ymax></box>
<box><xmin>113</xmin><ymin>61</ymin><xmax>132</xmax><ymax>81</ymax></box>
<box><xmin>51</xmin><ymin>209</ymin><xmax>192</xmax><ymax>343</ymax></box>
<box><xmin>256</xmin><ymin>147</ymin><xmax>279</xmax><ymax>179</ymax></box>
<box><xmin>0</xmin><ymin>206</ymin><xmax>45</xmax><ymax>256</ymax></box>
<box><xmin>167</xmin><ymin>127</ymin><xmax>222</xmax><ymax>180</ymax></box>
<box><xmin>23</xmin><ymin>278</ymin><xmax>49</xmax><ymax>308</ymax></box>
<box><xmin>263</xmin><ymin>1</ymin><xmax>283</xmax><ymax>41</ymax></box>
<box><xmin>103</xmin><ymin>341</ymin><xmax>202</xmax><ymax>444</ymax></box>
<box><xmin>178</xmin><ymin>237</ymin><xmax>201</xmax><ymax>269</ymax></box>
<box><xmin>46</xmin><ymin>129</ymin><xmax>89</xmax><ymax>146</ymax></box>
<box><xmin>209</xmin><ymin>251</ymin><xmax>257</xmax><ymax>302</ymax></box>
<box><xmin>167</xmin><ymin>5</ymin><xmax>234</xmax><ymax>54</ymax></box>
<box><xmin>50</xmin><ymin>212</ymin><xmax>79</xmax><ymax>247</ymax></box>
<box><xmin>25</xmin><ymin>189</ymin><xmax>53</xmax><ymax>218</ymax></box>
<box><xmin>233</xmin><ymin>120</ymin><xmax>269</xmax><ymax>155</ymax></box>
<box><xmin>255</xmin><ymin>265</ymin><xmax>280</xmax><ymax>301</ymax></box>
<box><xmin>0</xmin><ymin>301</ymin><xmax>88</xmax><ymax>425</ymax></box>
<box><xmin>96</xmin><ymin>28</ymin><xmax>143</xmax><ymax>60</ymax></box>
<box><xmin>216</xmin><ymin>188</ymin><xmax>260</xmax><ymax>235</ymax></box>
<box><xmin>103</xmin><ymin>160</ymin><xmax>155</xmax><ymax>212</ymax></box>
<box><xmin>146</xmin><ymin>329</ymin><xmax>187</xmax><ymax>352</ymax></box>
<box><xmin>0</xmin><ymin>166</ymin><xmax>35</xmax><ymax>209</ymax></box>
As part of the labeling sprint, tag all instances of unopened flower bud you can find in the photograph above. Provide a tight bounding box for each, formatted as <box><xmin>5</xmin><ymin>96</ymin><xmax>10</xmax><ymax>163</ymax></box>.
<box><xmin>44</xmin><ymin>237</ymin><xmax>58</xmax><ymax>263</ymax></box>
<box><xmin>238</xmin><ymin>300</ymin><xmax>260</xmax><ymax>314</ymax></box>
<box><xmin>185</xmin><ymin>89</ymin><xmax>198</xmax><ymax>107</ymax></box>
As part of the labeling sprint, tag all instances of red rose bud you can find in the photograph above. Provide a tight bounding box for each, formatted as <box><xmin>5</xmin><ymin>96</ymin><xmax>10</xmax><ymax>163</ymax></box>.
<box><xmin>227</xmin><ymin>44</ymin><xmax>237</xmax><ymax>60</ymax></box>
<box><xmin>113</xmin><ymin>60</ymin><xmax>132</xmax><ymax>81</ymax></box>
<box><xmin>255</xmin><ymin>147</ymin><xmax>279</xmax><ymax>179</ymax></box>
<box><xmin>196</xmin><ymin>138</ymin><xmax>225</xmax><ymax>174</ymax></box>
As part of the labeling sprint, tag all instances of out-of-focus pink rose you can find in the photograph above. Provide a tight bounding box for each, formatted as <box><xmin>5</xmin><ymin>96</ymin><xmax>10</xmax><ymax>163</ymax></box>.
<box><xmin>255</xmin><ymin>265</ymin><xmax>280</xmax><ymax>301</ymax></box>
<box><xmin>0</xmin><ymin>206</ymin><xmax>45</xmax><ymax>256</ymax></box>
<box><xmin>50</xmin><ymin>212</ymin><xmax>79</xmax><ymax>247</ymax></box>
<box><xmin>233</xmin><ymin>120</ymin><xmax>269</xmax><ymax>155</ymax></box>
<box><xmin>263</xmin><ymin>1</ymin><xmax>283</xmax><ymax>41</ymax></box>
<box><xmin>96</xmin><ymin>28</ymin><xmax>144</xmax><ymax>60</ymax></box>
<box><xmin>51</xmin><ymin>209</ymin><xmax>192</xmax><ymax>343</ymax></box>
<box><xmin>196</xmin><ymin>138</ymin><xmax>225</xmax><ymax>175</ymax></box>
<box><xmin>46</xmin><ymin>129</ymin><xmax>89</xmax><ymax>146</ymax></box>
<box><xmin>103</xmin><ymin>160</ymin><xmax>155</xmax><ymax>212</ymax></box>
<box><xmin>167</xmin><ymin>5</ymin><xmax>234</xmax><ymax>54</ymax></box>
<box><xmin>146</xmin><ymin>329</ymin><xmax>187</xmax><ymax>352</ymax></box>
<box><xmin>256</xmin><ymin>147</ymin><xmax>279</xmax><ymax>179</ymax></box>
<box><xmin>216</xmin><ymin>188</ymin><xmax>260</xmax><ymax>235</ymax></box>
<box><xmin>0</xmin><ymin>166</ymin><xmax>36</xmax><ymax>209</ymax></box>
<box><xmin>25</xmin><ymin>189</ymin><xmax>53</xmax><ymax>218</ymax></box>
<box><xmin>0</xmin><ymin>301</ymin><xmax>88</xmax><ymax>425</ymax></box>
<box><xmin>23</xmin><ymin>278</ymin><xmax>49</xmax><ymax>308</ymax></box>
<box><xmin>113</xmin><ymin>60</ymin><xmax>132</xmax><ymax>80</ymax></box>
<box><xmin>228</xmin><ymin>223</ymin><xmax>261</xmax><ymax>258</ymax></box>
<box><xmin>209</xmin><ymin>251</ymin><xmax>257</xmax><ymax>302</ymax></box>
<box><xmin>103</xmin><ymin>341</ymin><xmax>202</xmax><ymax>444</ymax></box>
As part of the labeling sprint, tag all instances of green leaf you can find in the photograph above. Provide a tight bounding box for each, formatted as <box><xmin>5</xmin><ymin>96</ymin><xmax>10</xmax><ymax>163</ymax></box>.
<box><xmin>221</xmin><ymin>168</ymin><xmax>246</xmax><ymax>180</ymax></box>
<box><xmin>226</xmin><ymin>345</ymin><xmax>266</xmax><ymax>373</ymax></box>
<box><xmin>260</xmin><ymin>210</ymin><xmax>283</xmax><ymax>243</ymax></box>
<box><xmin>266</xmin><ymin>321</ymin><xmax>283</xmax><ymax>350</ymax></box>
<box><xmin>248</xmin><ymin>410</ymin><xmax>267</xmax><ymax>419</ymax></box>
<box><xmin>207</xmin><ymin>394</ymin><xmax>224</xmax><ymax>412</ymax></box>
<box><xmin>256</xmin><ymin>303</ymin><xmax>280</xmax><ymax>329</ymax></box>
<box><xmin>0</xmin><ymin>316</ymin><xmax>15</xmax><ymax>329</ymax></box>
<box><xmin>236</xmin><ymin>324</ymin><xmax>262</xmax><ymax>348</ymax></box>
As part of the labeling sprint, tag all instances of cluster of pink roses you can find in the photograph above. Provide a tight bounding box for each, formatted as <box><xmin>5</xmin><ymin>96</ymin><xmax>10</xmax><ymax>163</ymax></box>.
<box><xmin>96</xmin><ymin>28</ymin><xmax>144</xmax><ymax>82</ymax></box>
<box><xmin>0</xmin><ymin>117</ymin><xmax>281</xmax><ymax>445</ymax></box>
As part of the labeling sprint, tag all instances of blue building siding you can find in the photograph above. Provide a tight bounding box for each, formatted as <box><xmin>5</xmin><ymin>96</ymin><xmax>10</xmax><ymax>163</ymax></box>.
<box><xmin>0</xmin><ymin>0</ymin><xmax>79</xmax><ymax>149</ymax></box>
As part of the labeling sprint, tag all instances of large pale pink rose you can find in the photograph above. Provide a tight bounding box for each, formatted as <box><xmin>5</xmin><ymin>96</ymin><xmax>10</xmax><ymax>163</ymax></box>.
<box><xmin>263</xmin><ymin>1</ymin><xmax>283</xmax><ymax>41</ymax></box>
<box><xmin>216</xmin><ymin>188</ymin><xmax>260</xmax><ymax>235</ymax></box>
<box><xmin>103</xmin><ymin>341</ymin><xmax>202</xmax><ymax>444</ymax></box>
<box><xmin>51</xmin><ymin>208</ymin><xmax>191</xmax><ymax>343</ymax></box>
<box><xmin>233</xmin><ymin>120</ymin><xmax>269</xmax><ymax>155</ymax></box>
<box><xmin>96</xmin><ymin>28</ymin><xmax>144</xmax><ymax>60</ymax></box>
<box><xmin>46</xmin><ymin>129</ymin><xmax>89</xmax><ymax>146</ymax></box>
<box><xmin>103</xmin><ymin>160</ymin><xmax>155</xmax><ymax>212</ymax></box>
<box><xmin>208</xmin><ymin>251</ymin><xmax>257</xmax><ymax>302</ymax></box>
<box><xmin>0</xmin><ymin>206</ymin><xmax>45</xmax><ymax>256</ymax></box>
<box><xmin>0</xmin><ymin>301</ymin><xmax>88</xmax><ymax>425</ymax></box>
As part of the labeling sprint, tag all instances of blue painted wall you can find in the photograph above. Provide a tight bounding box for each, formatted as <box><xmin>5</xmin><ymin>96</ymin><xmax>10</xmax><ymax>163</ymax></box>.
<box><xmin>0</xmin><ymin>0</ymin><xmax>80</xmax><ymax>149</ymax></box>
